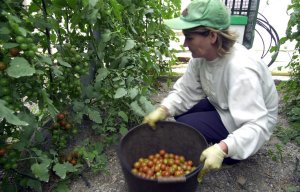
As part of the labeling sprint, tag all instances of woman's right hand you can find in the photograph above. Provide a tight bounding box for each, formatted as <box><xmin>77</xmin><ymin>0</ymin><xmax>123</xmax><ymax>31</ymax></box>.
<box><xmin>143</xmin><ymin>106</ymin><xmax>168</xmax><ymax>128</ymax></box>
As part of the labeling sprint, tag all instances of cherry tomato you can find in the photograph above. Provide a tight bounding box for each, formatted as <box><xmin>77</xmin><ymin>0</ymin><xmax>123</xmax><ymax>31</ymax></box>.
<box><xmin>20</xmin><ymin>43</ymin><xmax>28</xmax><ymax>50</ymax></box>
<box><xmin>64</xmin><ymin>123</ymin><xmax>72</xmax><ymax>130</ymax></box>
<box><xmin>131</xmin><ymin>149</ymin><xmax>196</xmax><ymax>180</ymax></box>
<box><xmin>56</xmin><ymin>113</ymin><xmax>65</xmax><ymax>120</ymax></box>
<box><xmin>16</xmin><ymin>36</ymin><xmax>25</xmax><ymax>43</ymax></box>
<box><xmin>70</xmin><ymin>159</ymin><xmax>77</xmax><ymax>165</ymax></box>
<box><xmin>0</xmin><ymin>78</ymin><xmax>9</xmax><ymax>86</ymax></box>
<box><xmin>9</xmin><ymin>47</ymin><xmax>20</xmax><ymax>57</ymax></box>
<box><xmin>0</xmin><ymin>61</ymin><xmax>7</xmax><ymax>71</ymax></box>
<box><xmin>0</xmin><ymin>148</ymin><xmax>6</xmax><ymax>156</ymax></box>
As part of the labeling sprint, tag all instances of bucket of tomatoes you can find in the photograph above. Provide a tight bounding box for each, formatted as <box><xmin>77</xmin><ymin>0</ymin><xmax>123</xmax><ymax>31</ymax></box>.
<box><xmin>118</xmin><ymin>121</ymin><xmax>208</xmax><ymax>192</ymax></box>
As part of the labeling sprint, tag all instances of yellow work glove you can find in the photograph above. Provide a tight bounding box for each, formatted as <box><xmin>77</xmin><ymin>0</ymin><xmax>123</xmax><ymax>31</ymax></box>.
<box><xmin>143</xmin><ymin>107</ymin><xmax>168</xmax><ymax>128</ymax></box>
<box><xmin>197</xmin><ymin>144</ymin><xmax>226</xmax><ymax>183</ymax></box>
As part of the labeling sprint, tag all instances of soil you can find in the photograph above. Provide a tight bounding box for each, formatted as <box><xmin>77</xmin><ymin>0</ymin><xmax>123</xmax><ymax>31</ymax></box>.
<box><xmin>68</xmin><ymin>78</ymin><xmax>300</xmax><ymax>192</ymax></box>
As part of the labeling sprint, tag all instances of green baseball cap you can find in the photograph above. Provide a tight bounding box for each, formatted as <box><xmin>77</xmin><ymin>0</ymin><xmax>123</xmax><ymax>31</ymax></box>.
<box><xmin>164</xmin><ymin>0</ymin><xmax>230</xmax><ymax>30</ymax></box>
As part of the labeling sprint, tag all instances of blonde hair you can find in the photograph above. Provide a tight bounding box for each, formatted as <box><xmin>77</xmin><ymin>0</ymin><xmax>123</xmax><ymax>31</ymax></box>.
<box><xmin>184</xmin><ymin>26</ymin><xmax>238</xmax><ymax>57</ymax></box>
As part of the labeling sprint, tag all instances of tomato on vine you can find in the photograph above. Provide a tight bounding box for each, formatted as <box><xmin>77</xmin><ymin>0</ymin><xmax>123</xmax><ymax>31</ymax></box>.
<box><xmin>9</xmin><ymin>47</ymin><xmax>20</xmax><ymax>57</ymax></box>
<box><xmin>15</xmin><ymin>36</ymin><xmax>25</xmax><ymax>44</ymax></box>
<box><xmin>70</xmin><ymin>159</ymin><xmax>77</xmax><ymax>165</ymax></box>
<box><xmin>56</xmin><ymin>113</ymin><xmax>65</xmax><ymax>120</ymax></box>
<box><xmin>20</xmin><ymin>43</ymin><xmax>28</xmax><ymax>50</ymax></box>
<box><xmin>25</xmin><ymin>50</ymin><xmax>35</xmax><ymax>57</ymax></box>
<box><xmin>64</xmin><ymin>123</ymin><xmax>72</xmax><ymax>130</ymax></box>
<box><xmin>0</xmin><ymin>61</ymin><xmax>7</xmax><ymax>71</ymax></box>
<box><xmin>0</xmin><ymin>147</ymin><xmax>6</xmax><ymax>157</ymax></box>
<box><xmin>0</xmin><ymin>78</ymin><xmax>9</xmax><ymax>86</ymax></box>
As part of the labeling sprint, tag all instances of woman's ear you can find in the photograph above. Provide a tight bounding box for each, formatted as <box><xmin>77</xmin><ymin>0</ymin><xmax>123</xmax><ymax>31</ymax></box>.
<box><xmin>209</xmin><ymin>31</ymin><xmax>218</xmax><ymax>44</ymax></box>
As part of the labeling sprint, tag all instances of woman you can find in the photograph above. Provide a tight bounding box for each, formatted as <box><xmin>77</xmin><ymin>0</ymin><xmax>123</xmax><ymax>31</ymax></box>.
<box><xmin>143</xmin><ymin>0</ymin><xmax>278</xmax><ymax>182</ymax></box>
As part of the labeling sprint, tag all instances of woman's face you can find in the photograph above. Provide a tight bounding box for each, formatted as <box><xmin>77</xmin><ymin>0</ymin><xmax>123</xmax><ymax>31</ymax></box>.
<box><xmin>183</xmin><ymin>30</ymin><xmax>218</xmax><ymax>61</ymax></box>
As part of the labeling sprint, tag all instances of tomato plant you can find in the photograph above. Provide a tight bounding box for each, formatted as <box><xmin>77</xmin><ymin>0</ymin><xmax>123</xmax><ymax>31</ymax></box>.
<box><xmin>0</xmin><ymin>0</ymin><xmax>180</xmax><ymax>191</ymax></box>
<box><xmin>276</xmin><ymin>0</ymin><xmax>300</xmax><ymax>146</ymax></box>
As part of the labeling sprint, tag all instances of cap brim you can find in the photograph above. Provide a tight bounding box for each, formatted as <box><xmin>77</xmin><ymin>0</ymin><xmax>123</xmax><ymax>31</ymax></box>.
<box><xmin>163</xmin><ymin>18</ymin><xmax>202</xmax><ymax>30</ymax></box>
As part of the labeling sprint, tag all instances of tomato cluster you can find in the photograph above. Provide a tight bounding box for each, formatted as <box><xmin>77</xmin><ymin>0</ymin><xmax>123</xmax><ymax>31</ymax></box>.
<box><xmin>0</xmin><ymin>34</ymin><xmax>40</xmax><ymax>109</ymax></box>
<box><xmin>131</xmin><ymin>149</ymin><xmax>196</xmax><ymax>180</ymax></box>
<box><xmin>0</xmin><ymin>76</ymin><xmax>12</xmax><ymax>106</ymax></box>
<box><xmin>58</xmin><ymin>43</ymin><xmax>89</xmax><ymax>76</ymax></box>
<box><xmin>14</xmin><ymin>36</ymin><xmax>37</xmax><ymax>58</ymax></box>
<box><xmin>61</xmin><ymin>151</ymin><xmax>80</xmax><ymax>166</ymax></box>
<box><xmin>50</xmin><ymin>43</ymin><xmax>89</xmax><ymax>101</ymax></box>
<box><xmin>51</xmin><ymin>112</ymin><xmax>78</xmax><ymax>149</ymax></box>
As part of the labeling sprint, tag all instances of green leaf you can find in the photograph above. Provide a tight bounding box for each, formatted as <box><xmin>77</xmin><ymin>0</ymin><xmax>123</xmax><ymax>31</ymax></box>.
<box><xmin>114</xmin><ymin>88</ymin><xmax>127</xmax><ymax>99</ymax></box>
<box><xmin>96</xmin><ymin>68</ymin><xmax>110</xmax><ymax>82</ymax></box>
<box><xmin>52</xmin><ymin>0</ymin><xmax>68</xmax><ymax>7</ymax></box>
<box><xmin>0</xmin><ymin>100</ymin><xmax>28</xmax><ymax>126</ymax></box>
<box><xmin>73</xmin><ymin>101</ymin><xmax>85</xmax><ymax>112</ymax></box>
<box><xmin>139</xmin><ymin>96</ymin><xmax>155</xmax><ymax>114</ymax></box>
<box><xmin>51</xmin><ymin>66</ymin><xmax>63</xmax><ymax>76</ymax></box>
<box><xmin>0</xmin><ymin>26</ymin><xmax>10</xmax><ymax>35</ymax></box>
<box><xmin>3</xmin><ymin>43</ymin><xmax>18</xmax><ymax>49</ymax></box>
<box><xmin>53</xmin><ymin>162</ymin><xmax>77</xmax><ymax>179</ymax></box>
<box><xmin>87</xmin><ymin>108</ymin><xmax>102</xmax><ymax>124</ymax></box>
<box><xmin>123</xmin><ymin>39</ymin><xmax>135</xmax><ymax>51</ymax></box>
<box><xmin>83</xmin><ymin>85</ymin><xmax>94</xmax><ymax>99</ymax></box>
<box><xmin>119</xmin><ymin>56</ymin><xmax>129</xmax><ymax>68</ymax></box>
<box><xmin>41</xmin><ymin>89</ymin><xmax>59</xmax><ymax>118</ymax></box>
<box><xmin>102</xmin><ymin>30</ymin><xmax>111</xmax><ymax>42</ymax></box>
<box><xmin>118</xmin><ymin>111</ymin><xmax>128</xmax><ymax>122</ymax></box>
<box><xmin>110</xmin><ymin>0</ymin><xmax>123</xmax><ymax>21</ymax></box>
<box><xmin>18</xmin><ymin>27</ymin><xmax>27</xmax><ymax>36</ymax></box>
<box><xmin>89</xmin><ymin>0</ymin><xmax>98</xmax><ymax>7</ymax></box>
<box><xmin>52</xmin><ymin>181</ymin><xmax>69</xmax><ymax>192</ymax></box>
<box><xmin>23</xmin><ymin>178</ymin><xmax>42</xmax><ymax>192</ymax></box>
<box><xmin>119</xmin><ymin>126</ymin><xmax>128</xmax><ymax>136</ymax></box>
<box><xmin>18</xmin><ymin>112</ymin><xmax>38</xmax><ymax>139</ymax></box>
<box><xmin>57</xmin><ymin>58</ymin><xmax>71</xmax><ymax>67</ymax></box>
<box><xmin>31</xmin><ymin>163</ymin><xmax>50</xmax><ymax>182</ymax></box>
<box><xmin>67</xmin><ymin>0</ymin><xmax>77</xmax><ymax>9</ymax></box>
<box><xmin>130</xmin><ymin>101</ymin><xmax>146</xmax><ymax>116</ymax></box>
<box><xmin>7</xmin><ymin>57</ymin><xmax>35</xmax><ymax>78</ymax></box>
<box><xmin>40</xmin><ymin>56</ymin><xmax>53</xmax><ymax>65</ymax></box>
<box><xmin>129</xmin><ymin>87</ymin><xmax>139</xmax><ymax>99</ymax></box>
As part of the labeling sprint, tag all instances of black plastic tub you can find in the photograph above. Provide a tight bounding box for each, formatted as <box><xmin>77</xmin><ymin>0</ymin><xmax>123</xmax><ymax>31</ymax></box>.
<box><xmin>118</xmin><ymin>121</ymin><xmax>208</xmax><ymax>192</ymax></box>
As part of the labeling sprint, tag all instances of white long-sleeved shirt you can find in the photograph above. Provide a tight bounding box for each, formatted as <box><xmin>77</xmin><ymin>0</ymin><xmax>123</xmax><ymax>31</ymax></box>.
<box><xmin>161</xmin><ymin>43</ymin><xmax>278</xmax><ymax>160</ymax></box>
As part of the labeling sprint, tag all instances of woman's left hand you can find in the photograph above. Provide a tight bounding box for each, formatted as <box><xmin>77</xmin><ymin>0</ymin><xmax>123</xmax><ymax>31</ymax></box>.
<box><xmin>198</xmin><ymin>144</ymin><xmax>226</xmax><ymax>183</ymax></box>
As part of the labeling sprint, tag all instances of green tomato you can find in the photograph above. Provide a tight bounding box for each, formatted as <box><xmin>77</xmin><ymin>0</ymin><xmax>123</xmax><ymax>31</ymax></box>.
<box><xmin>1</xmin><ymin>87</ymin><xmax>10</xmax><ymax>96</ymax></box>
<box><xmin>75</xmin><ymin>54</ymin><xmax>81</xmax><ymax>60</ymax></box>
<box><xmin>20</xmin><ymin>43</ymin><xmax>28</xmax><ymax>50</ymax></box>
<box><xmin>70</xmin><ymin>47</ymin><xmax>76</xmax><ymax>53</ymax></box>
<box><xmin>26</xmin><ymin>38</ymin><xmax>33</xmax><ymax>43</ymax></box>
<box><xmin>0</xmin><ymin>78</ymin><xmax>9</xmax><ymax>86</ymax></box>
<box><xmin>2</xmin><ymin>95</ymin><xmax>13</xmax><ymax>103</ymax></box>
<box><xmin>83</xmin><ymin>62</ymin><xmax>89</xmax><ymax>67</ymax></box>
<box><xmin>26</xmin><ymin>50</ymin><xmax>35</xmax><ymax>57</ymax></box>
<box><xmin>74</xmin><ymin>65</ymin><xmax>81</xmax><ymax>72</ymax></box>
<box><xmin>70</xmin><ymin>57</ymin><xmax>76</xmax><ymax>63</ymax></box>
<box><xmin>16</xmin><ymin>36</ymin><xmax>25</xmax><ymax>43</ymax></box>
<box><xmin>31</xmin><ymin>45</ymin><xmax>38</xmax><ymax>52</ymax></box>
<box><xmin>64</xmin><ymin>43</ymin><xmax>71</xmax><ymax>49</ymax></box>
<box><xmin>72</xmin><ymin>128</ymin><xmax>78</xmax><ymax>134</ymax></box>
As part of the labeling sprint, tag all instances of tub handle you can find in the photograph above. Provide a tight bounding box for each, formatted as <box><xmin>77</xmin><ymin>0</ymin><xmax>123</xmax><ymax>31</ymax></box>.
<box><xmin>157</xmin><ymin>176</ymin><xmax>186</xmax><ymax>183</ymax></box>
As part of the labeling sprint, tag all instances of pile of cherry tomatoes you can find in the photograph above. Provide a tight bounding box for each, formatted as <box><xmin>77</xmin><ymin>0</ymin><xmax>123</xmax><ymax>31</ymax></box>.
<box><xmin>131</xmin><ymin>149</ymin><xmax>196</xmax><ymax>180</ymax></box>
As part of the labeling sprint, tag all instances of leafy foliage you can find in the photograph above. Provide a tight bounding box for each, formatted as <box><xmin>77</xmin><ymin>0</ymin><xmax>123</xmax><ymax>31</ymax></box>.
<box><xmin>0</xmin><ymin>0</ymin><xmax>180</xmax><ymax>191</ymax></box>
<box><xmin>276</xmin><ymin>0</ymin><xmax>300</xmax><ymax>146</ymax></box>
